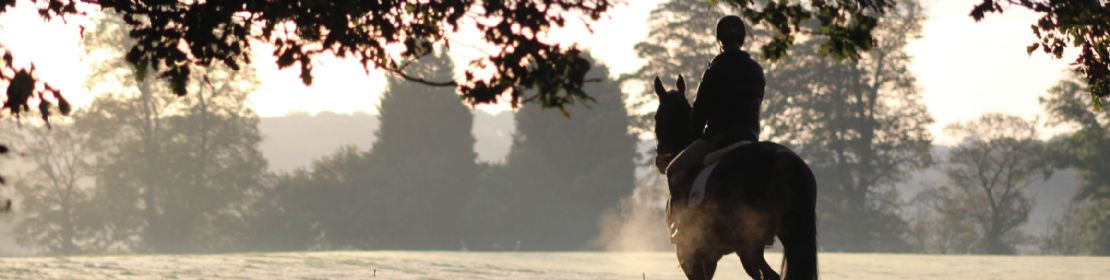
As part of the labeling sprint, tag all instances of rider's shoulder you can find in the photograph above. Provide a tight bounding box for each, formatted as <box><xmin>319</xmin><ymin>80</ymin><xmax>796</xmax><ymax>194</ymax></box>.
<box><xmin>712</xmin><ymin>50</ymin><xmax>756</xmax><ymax>65</ymax></box>
<box><xmin>710</xmin><ymin>51</ymin><xmax>763</xmax><ymax>75</ymax></box>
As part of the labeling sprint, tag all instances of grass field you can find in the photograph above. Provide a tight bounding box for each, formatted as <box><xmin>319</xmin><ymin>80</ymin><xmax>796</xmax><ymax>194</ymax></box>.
<box><xmin>0</xmin><ymin>251</ymin><xmax>1105</xmax><ymax>279</ymax></box>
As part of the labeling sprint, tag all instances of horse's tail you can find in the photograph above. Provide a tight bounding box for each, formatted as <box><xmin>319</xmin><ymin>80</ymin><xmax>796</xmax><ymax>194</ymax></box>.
<box><xmin>781</xmin><ymin>153</ymin><xmax>818</xmax><ymax>280</ymax></box>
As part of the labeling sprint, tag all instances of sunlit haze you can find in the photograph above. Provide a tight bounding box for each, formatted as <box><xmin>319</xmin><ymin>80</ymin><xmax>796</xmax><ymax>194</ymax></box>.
<box><xmin>0</xmin><ymin>0</ymin><xmax>1076</xmax><ymax>141</ymax></box>
<box><xmin>0</xmin><ymin>0</ymin><xmax>1106</xmax><ymax>275</ymax></box>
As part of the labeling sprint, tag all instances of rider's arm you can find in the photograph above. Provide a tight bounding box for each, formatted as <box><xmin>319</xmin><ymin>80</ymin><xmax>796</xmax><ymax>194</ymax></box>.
<box><xmin>689</xmin><ymin>70</ymin><xmax>715</xmax><ymax>140</ymax></box>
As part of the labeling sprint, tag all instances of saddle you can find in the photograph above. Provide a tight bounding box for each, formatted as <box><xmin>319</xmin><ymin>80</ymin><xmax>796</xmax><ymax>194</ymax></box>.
<box><xmin>686</xmin><ymin>140</ymin><xmax>752</xmax><ymax>207</ymax></box>
<box><xmin>667</xmin><ymin>140</ymin><xmax>756</xmax><ymax>244</ymax></box>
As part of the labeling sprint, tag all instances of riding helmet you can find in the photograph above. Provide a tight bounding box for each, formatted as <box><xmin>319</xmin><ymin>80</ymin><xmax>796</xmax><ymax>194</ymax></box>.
<box><xmin>716</xmin><ymin>15</ymin><xmax>746</xmax><ymax>44</ymax></box>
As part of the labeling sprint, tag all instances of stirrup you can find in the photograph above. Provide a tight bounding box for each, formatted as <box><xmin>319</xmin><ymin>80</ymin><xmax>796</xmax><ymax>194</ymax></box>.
<box><xmin>669</xmin><ymin>221</ymin><xmax>680</xmax><ymax>244</ymax></box>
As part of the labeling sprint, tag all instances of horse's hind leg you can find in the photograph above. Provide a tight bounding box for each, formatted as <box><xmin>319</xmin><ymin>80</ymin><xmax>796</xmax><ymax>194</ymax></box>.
<box><xmin>737</xmin><ymin>245</ymin><xmax>780</xmax><ymax>280</ymax></box>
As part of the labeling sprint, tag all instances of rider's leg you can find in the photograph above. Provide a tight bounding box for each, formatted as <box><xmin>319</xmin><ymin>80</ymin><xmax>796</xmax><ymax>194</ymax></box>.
<box><xmin>665</xmin><ymin>138</ymin><xmax>716</xmax><ymax>188</ymax></box>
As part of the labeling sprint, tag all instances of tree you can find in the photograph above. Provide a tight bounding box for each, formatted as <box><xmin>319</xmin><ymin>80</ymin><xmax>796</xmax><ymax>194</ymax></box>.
<box><xmin>248</xmin><ymin>52</ymin><xmax>480</xmax><ymax>250</ymax></box>
<box><xmin>77</xmin><ymin>67</ymin><xmax>267</xmax><ymax>253</ymax></box>
<box><xmin>466</xmin><ymin>60</ymin><xmax>636</xmax><ymax>250</ymax></box>
<box><xmin>934</xmin><ymin>114</ymin><xmax>1050</xmax><ymax>254</ymax></box>
<box><xmin>5</xmin><ymin>121</ymin><xmax>96</xmax><ymax>254</ymax></box>
<box><xmin>1040</xmin><ymin>72</ymin><xmax>1110</xmax><ymax>254</ymax></box>
<box><xmin>362</xmin><ymin>51</ymin><xmax>480</xmax><ymax>249</ymax></box>
<box><xmin>763</xmin><ymin>0</ymin><xmax>933</xmax><ymax>252</ymax></box>
<box><xmin>66</xmin><ymin>13</ymin><xmax>267</xmax><ymax>253</ymax></box>
<box><xmin>246</xmin><ymin>146</ymin><xmax>368</xmax><ymax>251</ymax></box>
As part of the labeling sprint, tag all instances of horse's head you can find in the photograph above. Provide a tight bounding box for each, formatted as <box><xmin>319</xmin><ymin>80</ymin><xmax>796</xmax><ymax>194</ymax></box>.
<box><xmin>653</xmin><ymin>75</ymin><xmax>693</xmax><ymax>174</ymax></box>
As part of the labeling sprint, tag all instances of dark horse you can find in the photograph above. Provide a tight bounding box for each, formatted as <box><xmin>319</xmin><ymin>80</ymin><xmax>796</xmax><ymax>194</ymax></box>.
<box><xmin>653</xmin><ymin>76</ymin><xmax>818</xmax><ymax>280</ymax></box>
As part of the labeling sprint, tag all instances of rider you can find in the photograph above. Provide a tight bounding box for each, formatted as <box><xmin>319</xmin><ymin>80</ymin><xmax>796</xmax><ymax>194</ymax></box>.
<box><xmin>666</xmin><ymin>15</ymin><xmax>766</xmax><ymax>187</ymax></box>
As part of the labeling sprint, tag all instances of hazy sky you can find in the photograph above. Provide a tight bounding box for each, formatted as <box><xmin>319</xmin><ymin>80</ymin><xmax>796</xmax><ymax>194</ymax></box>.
<box><xmin>0</xmin><ymin>1</ymin><xmax>1074</xmax><ymax>144</ymax></box>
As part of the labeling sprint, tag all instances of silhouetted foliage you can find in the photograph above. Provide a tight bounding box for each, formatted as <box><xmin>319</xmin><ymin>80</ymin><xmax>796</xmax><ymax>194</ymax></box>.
<box><xmin>0</xmin><ymin>0</ymin><xmax>611</xmax><ymax>113</ymax></box>
<box><xmin>1040</xmin><ymin>73</ymin><xmax>1110</xmax><ymax>255</ymax></box>
<box><xmin>0</xmin><ymin>0</ymin><xmax>1106</xmax><ymax>122</ymax></box>
<box><xmin>971</xmin><ymin>0</ymin><xmax>1110</xmax><ymax>108</ymax></box>
<box><xmin>464</xmin><ymin>60</ymin><xmax>635</xmax><ymax>250</ymax></box>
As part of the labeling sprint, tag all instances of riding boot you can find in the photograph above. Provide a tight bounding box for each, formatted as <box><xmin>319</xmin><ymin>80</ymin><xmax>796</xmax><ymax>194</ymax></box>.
<box><xmin>667</xmin><ymin>170</ymin><xmax>694</xmax><ymax>203</ymax></box>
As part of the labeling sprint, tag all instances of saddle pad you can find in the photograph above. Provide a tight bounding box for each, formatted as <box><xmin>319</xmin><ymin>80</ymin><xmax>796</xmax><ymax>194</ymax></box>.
<box><xmin>702</xmin><ymin>140</ymin><xmax>753</xmax><ymax>166</ymax></box>
<box><xmin>688</xmin><ymin>161</ymin><xmax>719</xmax><ymax>207</ymax></box>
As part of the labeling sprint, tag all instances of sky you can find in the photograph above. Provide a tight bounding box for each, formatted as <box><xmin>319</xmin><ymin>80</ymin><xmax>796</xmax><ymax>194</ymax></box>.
<box><xmin>0</xmin><ymin>0</ymin><xmax>1076</xmax><ymax>144</ymax></box>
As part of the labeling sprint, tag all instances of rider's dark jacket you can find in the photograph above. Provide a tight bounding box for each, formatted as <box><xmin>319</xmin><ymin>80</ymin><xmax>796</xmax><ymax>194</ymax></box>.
<box><xmin>690</xmin><ymin>49</ymin><xmax>765</xmax><ymax>143</ymax></box>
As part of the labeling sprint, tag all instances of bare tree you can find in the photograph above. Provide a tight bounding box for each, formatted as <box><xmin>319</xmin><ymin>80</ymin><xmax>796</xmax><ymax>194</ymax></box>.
<box><xmin>6</xmin><ymin>122</ymin><xmax>95</xmax><ymax>254</ymax></box>
<box><xmin>934</xmin><ymin>113</ymin><xmax>1051</xmax><ymax>254</ymax></box>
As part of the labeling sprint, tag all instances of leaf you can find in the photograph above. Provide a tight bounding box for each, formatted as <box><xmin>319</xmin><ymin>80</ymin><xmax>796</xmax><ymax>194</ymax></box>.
<box><xmin>277</xmin><ymin>49</ymin><xmax>296</xmax><ymax>68</ymax></box>
<box><xmin>1026</xmin><ymin>43</ymin><xmax>1040</xmax><ymax>55</ymax></box>
<box><xmin>159</xmin><ymin>67</ymin><xmax>190</xmax><ymax>96</ymax></box>
<box><xmin>5</xmin><ymin>70</ymin><xmax>35</xmax><ymax>115</ymax></box>
<box><xmin>38</xmin><ymin>98</ymin><xmax>51</xmax><ymax>126</ymax></box>
<box><xmin>54</xmin><ymin>92</ymin><xmax>71</xmax><ymax>115</ymax></box>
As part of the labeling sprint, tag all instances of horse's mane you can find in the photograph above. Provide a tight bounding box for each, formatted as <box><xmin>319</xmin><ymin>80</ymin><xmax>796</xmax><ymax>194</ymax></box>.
<box><xmin>655</xmin><ymin>92</ymin><xmax>693</xmax><ymax>156</ymax></box>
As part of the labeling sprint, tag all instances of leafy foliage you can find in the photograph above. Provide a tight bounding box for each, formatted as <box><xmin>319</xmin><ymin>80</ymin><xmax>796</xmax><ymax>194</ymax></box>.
<box><xmin>971</xmin><ymin>0</ymin><xmax>1110</xmax><ymax>108</ymax></box>
<box><xmin>1040</xmin><ymin>73</ymin><xmax>1110</xmax><ymax>255</ymax></box>
<box><xmin>713</xmin><ymin>0</ymin><xmax>895</xmax><ymax>61</ymax></box>
<box><xmin>0</xmin><ymin>0</ymin><xmax>1107</xmax><ymax>116</ymax></box>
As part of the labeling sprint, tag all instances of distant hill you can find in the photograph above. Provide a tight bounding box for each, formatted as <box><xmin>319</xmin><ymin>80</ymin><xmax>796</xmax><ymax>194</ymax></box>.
<box><xmin>258</xmin><ymin>110</ymin><xmax>515</xmax><ymax>172</ymax></box>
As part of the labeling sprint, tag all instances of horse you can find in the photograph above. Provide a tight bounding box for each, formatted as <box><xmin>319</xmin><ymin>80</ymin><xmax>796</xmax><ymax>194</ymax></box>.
<box><xmin>652</xmin><ymin>76</ymin><xmax>818</xmax><ymax>280</ymax></box>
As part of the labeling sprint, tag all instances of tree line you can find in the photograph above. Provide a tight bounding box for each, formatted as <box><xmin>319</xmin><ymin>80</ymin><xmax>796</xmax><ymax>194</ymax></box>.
<box><xmin>4</xmin><ymin>2</ymin><xmax>1109</xmax><ymax>255</ymax></box>
<box><xmin>2</xmin><ymin>14</ymin><xmax>636</xmax><ymax>254</ymax></box>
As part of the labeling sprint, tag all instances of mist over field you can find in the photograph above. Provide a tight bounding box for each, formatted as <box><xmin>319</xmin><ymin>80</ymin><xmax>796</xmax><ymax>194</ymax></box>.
<box><xmin>1</xmin><ymin>252</ymin><xmax>1107</xmax><ymax>280</ymax></box>
<box><xmin>2</xmin><ymin>0</ymin><xmax>1110</xmax><ymax>279</ymax></box>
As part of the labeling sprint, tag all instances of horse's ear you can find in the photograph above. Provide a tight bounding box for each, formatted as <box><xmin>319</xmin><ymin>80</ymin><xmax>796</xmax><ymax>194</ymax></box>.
<box><xmin>653</xmin><ymin>77</ymin><xmax>666</xmax><ymax>97</ymax></box>
<box><xmin>677</xmin><ymin>75</ymin><xmax>686</xmax><ymax>95</ymax></box>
